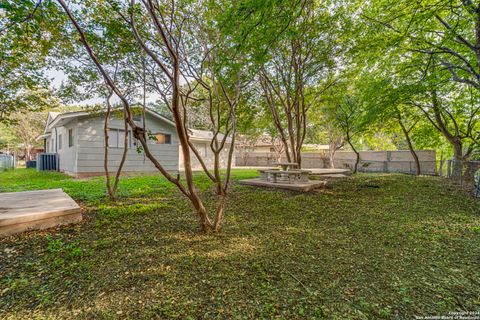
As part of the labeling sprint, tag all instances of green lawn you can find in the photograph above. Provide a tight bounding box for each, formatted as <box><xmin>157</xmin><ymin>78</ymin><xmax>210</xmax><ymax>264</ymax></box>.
<box><xmin>0</xmin><ymin>169</ymin><xmax>479</xmax><ymax>319</ymax></box>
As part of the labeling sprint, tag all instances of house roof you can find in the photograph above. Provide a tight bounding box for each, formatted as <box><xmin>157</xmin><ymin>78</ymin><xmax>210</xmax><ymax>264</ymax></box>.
<box><xmin>48</xmin><ymin>112</ymin><xmax>60</xmax><ymax>122</ymax></box>
<box><xmin>43</xmin><ymin>108</ymin><xmax>176</xmax><ymax>134</ymax></box>
<box><xmin>42</xmin><ymin>112</ymin><xmax>60</xmax><ymax>135</ymax></box>
<box><xmin>40</xmin><ymin>108</ymin><xmax>231</xmax><ymax>143</ymax></box>
<box><xmin>188</xmin><ymin>129</ymin><xmax>232</xmax><ymax>144</ymax></box>
<box><xmin>236</xmin><ymin>134</ymin><xmax>273</xmax><ymax>147</ymax></box>
<box><xmin>303</xmin><ymin>144</ymin><xmax>331</xmax><ymax>150</ymax></box>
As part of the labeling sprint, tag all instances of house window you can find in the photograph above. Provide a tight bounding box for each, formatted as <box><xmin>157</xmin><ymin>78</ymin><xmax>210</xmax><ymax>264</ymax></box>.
<box><xmin>155</xmin><ymin>133</ymin><xmax>171</xmax><ymax>144</ymax></box>
<box><xmin>68</xmin><ymin>129</ymin><xmax>74</xmax><ymax>147</ymax></box>
<box><xmin>108</xmin><ymin>129</ymin><xmax>118</xmax><ymax>148</ymax></box>
<box><xmin>108</xmin><ymin>128</ymin><xmax>132</xmax><ymax>148</ymax></box>
<box><xmin>58</xmin><ymin>134</ymin><xmax>62</xmax><ymax>150</ymax></box>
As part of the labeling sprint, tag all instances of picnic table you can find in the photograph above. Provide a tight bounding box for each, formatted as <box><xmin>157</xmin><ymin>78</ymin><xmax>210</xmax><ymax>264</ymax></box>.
<box><xmin>278</xmin><ymin>162</ymin><xmax>299</xmax><ymax>171</ymax></box>
<box><xmin>259</xmin><ymin>169</ymin><xmax>311</xmax><ymax>184</ymax></box>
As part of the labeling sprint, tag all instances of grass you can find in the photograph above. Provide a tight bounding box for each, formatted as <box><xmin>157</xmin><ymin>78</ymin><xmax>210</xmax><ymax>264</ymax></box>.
<box><xmin>0</xmin><ymin>168</ymin><xmax>479</xmax><ymax>319</ymax></box>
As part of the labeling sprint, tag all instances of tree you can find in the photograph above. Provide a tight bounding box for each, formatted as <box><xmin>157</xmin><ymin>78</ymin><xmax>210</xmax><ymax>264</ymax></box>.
<box><xmin>53</xmin><ymin>0</ymin><xmax>247</xmax><ymax>232</ymax></box>
<box><xmin>7</xmin><ymin>111</ymin><xmax>45</xmax><ymax>161</ymax></box>
<box><xmin>219</xmin><ymin>0</ymin><xmax>338</xmax><ymax>168</ymax></box>
<box><xmin>394</xmin><ymin>106</ymin><xmax>422</xmax><ymax>175</ymax></box>
<box><xmin>334</xmin><ymin>95</ymin><xmax>366</xmax><ymax>174</ymax></box>
<box><xmin>361</xmin><ymin>0</ymin><xmax>480</xmax><ymax>180</ymax></box>
<box><xmin>0</xmin><ymin>1</ymin><xmax>62</xmax><ymax>124</ymax></box>
<box><xmin>324</xmin><ymin>123</ymin><xmax>345</xmax><ymax>169</ymax></box>
<box><xmin>257</xmin><ymin>0</ymin><xmax>336</xmax><ymax>168</ymax></box>
<box><xmin>358</xmin><ymin>72</ymin><xmax>430</xmax><ymax>176</ymax></box>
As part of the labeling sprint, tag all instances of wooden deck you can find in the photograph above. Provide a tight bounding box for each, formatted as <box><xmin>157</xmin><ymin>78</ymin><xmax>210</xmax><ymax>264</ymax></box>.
<box><xmin>0</xmin><ymin>189</ymin><xmax>82</xmax><ymax>237</ymax></box>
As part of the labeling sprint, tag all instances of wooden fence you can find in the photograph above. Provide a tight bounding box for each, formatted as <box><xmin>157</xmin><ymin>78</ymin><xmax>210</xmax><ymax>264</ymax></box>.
<box><xmin>437</xmin><ymin>159</ymin><xmax>480</xmax><ymax>197</ymax></box>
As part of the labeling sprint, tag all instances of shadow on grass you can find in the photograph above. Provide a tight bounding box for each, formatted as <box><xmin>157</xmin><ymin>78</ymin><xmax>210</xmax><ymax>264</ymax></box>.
<box><xmin>0</xmin><ymin>172</ymin><xmax>479</xmax><ymax>319</ymax></box>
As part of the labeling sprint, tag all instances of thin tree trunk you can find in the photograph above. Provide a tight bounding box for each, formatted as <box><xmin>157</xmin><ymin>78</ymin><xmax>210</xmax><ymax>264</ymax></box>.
<box><xmin>103</xmin><ymin>92</ymin><xmax>129</xmax><ymax>201</ymax></box>
<box><xmin>329</xmin><ymin>147</ymin><xmax>336</xmax><ymax>168</ymax></box>
<box><xmin>103</xmin><ymin>92</ymin><xmax>114</xmax><ymax>200</ymax></box>
<box><xmin>398</xmin><ymin>118</ymin><xmax>420</xmax><ymax>175</ymax></box>
<box><xmin>438</xmin><ymin>153</ymin><xmax>444</xmax><ymax>175</ymax></box>
<box><xmin>112</xmin><ymin>112</ymin><xmax>129</xmax><ymax>194</ymax></box>
<box><xmin>172</xmin><ymin>63</ymin><xmax>214</xmax><ymax>232</ymax></box>
<box><xmin>429</xmin><ymin>90</ymin><xmax>464</xmax><ymax>181</ymax></box>
<box><xmin>347</xmin><ymin>139</ymin><xmax>359</xmax><ymax>173</ymax></box>
<box><xmin>451</xmin><ymin>140</ymin><xmax>464</xmax><ymax>183</ymax></box>
<box><xmin>295</xmin><ymin>146</ymin><xmax>302</xmax><ymax>169</ymax></box>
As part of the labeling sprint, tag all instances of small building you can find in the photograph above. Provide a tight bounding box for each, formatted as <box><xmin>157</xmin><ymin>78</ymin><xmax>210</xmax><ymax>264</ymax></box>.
<box><xmin>38</xmin><ymin>110</ymin><xmax>232</xmax><ymax>177</ymax></box>
<box><xmin>238</xmin><ymin>134</ymin><xmax>331</xmax><ymax>153</ymax></box>
<box><xmin>302</xmin><ymin>144</ymin><xmax>332</xmax><ymax>152</ymax></box>
<box><xmin>236</xmin><ymin>134</ymin><xmax>279</xmax><ymax>153</ymax></box>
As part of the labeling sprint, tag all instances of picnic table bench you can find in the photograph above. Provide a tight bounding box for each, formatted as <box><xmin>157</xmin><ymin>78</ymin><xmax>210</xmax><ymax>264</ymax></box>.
<box><xmin>278</xmin><ymin>162</ymin><xmax>299</xmax><ymax>171</ymax></box>
<box><xmin>259</xmin><ymin>169</ymin><xmax>311</xmax><ymax>184</ymax></box>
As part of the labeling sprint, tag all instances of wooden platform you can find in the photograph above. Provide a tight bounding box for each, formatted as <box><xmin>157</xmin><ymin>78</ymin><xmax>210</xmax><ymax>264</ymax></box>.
<box><xmin>238</xmin><ymin>178</ymin><xmax>326</xmax><ymax>192</ymax></box>
<box><xmin>311</xmin><ymin>173</ymin><xmax>349</xmax><ymax>179</ymax></box>
<box><xmin>309</xmin><ymin>168</ymin><xmax>351</xmax><ymax>176</ymax></box>
<box><xmin>0</xmin><ymin>189</ymin><xmax>82</xmax><ymax>237</ymax></box>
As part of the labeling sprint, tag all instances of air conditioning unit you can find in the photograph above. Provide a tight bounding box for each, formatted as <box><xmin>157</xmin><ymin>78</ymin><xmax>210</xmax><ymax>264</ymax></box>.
<box><xmin>37</xmin><ymin>153</ymin><xmax>59</xmax><ymax>171</ymax></box>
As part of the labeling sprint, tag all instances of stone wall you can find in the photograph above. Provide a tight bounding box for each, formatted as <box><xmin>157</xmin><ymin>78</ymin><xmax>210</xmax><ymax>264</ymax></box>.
<box><xmin>235</xmin><ymin>150</ymin><xmax>437</xmax><ymax>175</ymax></box>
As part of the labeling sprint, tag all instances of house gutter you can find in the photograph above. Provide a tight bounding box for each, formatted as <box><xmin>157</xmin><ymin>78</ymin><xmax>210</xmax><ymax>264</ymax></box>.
<box><xmin>55</xmin><ymin>127</ymin><xmax>58</xmax><ymax>153</ymax></box>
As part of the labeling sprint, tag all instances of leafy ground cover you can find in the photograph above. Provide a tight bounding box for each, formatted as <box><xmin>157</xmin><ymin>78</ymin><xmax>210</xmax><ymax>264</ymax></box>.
<box><xmin>0</xmin><ymin>169</ymin><xmax>479</xmax><ymax>319</ymax></box>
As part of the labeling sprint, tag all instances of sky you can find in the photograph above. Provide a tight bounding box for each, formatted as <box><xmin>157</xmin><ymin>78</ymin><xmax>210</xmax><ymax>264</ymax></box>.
<box><xmin>47</xmin><ymin>68</ymin><xmax>163</xmax><ymax>108</ymax></box>
<box><xmin>47</xmin><ymin>68</ymin><xmax>104</xmax><ymax>106</ymax></box>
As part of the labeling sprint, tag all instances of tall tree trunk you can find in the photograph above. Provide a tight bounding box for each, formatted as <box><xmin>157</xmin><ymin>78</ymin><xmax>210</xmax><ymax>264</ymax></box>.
<box><xmin>428</xmin><ymin>90</ymin><xmax>464</xmax><ymax>181</ymax></box>
<box><xmin>451</xmin><ymin>140</ymin><xmax>464</xmax><ymax>183</ymax></box>
<box><xmin>398</xmin><ymin>118</ymin><xmax>420</xmax><ymax>175</ymax></box>
<box><xmin>103</xmin><ymin>93</ymin><xmax>114</xmax><ymax>200</ymax></box>
<box><xmin>408</xmin><ymin>141</ymin><xmax>421</xmax><ymax>176</ymax></box>
<box><xmin>172</xmin><ymin>65</ymin><xmax>214</xmax><ymax>233</ymax></box>
<box><xmin>103</xmin><ymin>92</ymin><xmax>128</xmax><ymax>201</ymax></box>
<box><xmin>329</xmin><ymin>149</ymin><xmax>336</xmax><ymax>168</ymax></box>
<box><xmin>347</xmin><ymin>139</ymin><xmax>359</xmax><ymax>173</ymax></box>
<box><xmin>295</xmin><ymin>147</ymin><xmax>302</xmax><ymax>169</ymax></box>
<box><xmin>26</xmin><ymin>146</ymin><xmax>31</xmax><ymax>162</ymax></box>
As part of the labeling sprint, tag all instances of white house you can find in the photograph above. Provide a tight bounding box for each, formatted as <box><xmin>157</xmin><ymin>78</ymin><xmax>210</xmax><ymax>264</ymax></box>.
<box><xmin>38</xmin><ymin>109</ymin><xmax>232</xmax><ymax>177</ymax></box>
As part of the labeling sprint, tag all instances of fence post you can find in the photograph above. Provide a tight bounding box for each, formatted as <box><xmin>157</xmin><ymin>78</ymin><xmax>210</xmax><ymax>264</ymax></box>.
<box><xmin>476</xmin><ymin>173</ymin><xmax>480</xmax><ymax>198</ymax></box>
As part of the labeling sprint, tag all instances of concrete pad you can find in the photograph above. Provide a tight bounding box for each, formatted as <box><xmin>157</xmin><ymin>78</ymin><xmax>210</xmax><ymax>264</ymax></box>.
<box><xmin>234</xmin><ymin>167</ymin><xmax>351</xmax><ymax>176</ymax></box>
<box><xmin>238</xmin><ymin>178</ymin><xmax>326</xmax><ymax>192</ymax></box>
<box><xmin>0</xmin><ymin>189</ymin><xmax>82</xmax><ymax>237</ymax></box>
<box><xmin>310</xmin><ymin>174</ymin><xmax>349</xmax><ymax>180</ymax></box>
<box><xmin>309</xmin><ymin>169</ymin><xmax>351</xmax><ymax>176</ymax></box>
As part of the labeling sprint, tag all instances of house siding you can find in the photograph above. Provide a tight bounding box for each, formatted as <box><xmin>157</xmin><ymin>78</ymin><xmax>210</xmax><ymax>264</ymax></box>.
<box><xmin>44</xmin><ymin>120</ymin><xmax>78</xmax><ymax>174</ymax></box>
<box><xmin>57</xmin><ymin>120</ymin><xmax>78</xmax><ymax>174</ymax></box>
<box><xmin>179</xmin><ymin>141</ymin><xmax>232</xmax><ymax>171</ymax></box>
<box><xmin>42</xmin><ymin>110</ymin><xmax>232</xmax><ymax>177</ymax></box>
<box><xmin>74</xmin><ymin>113</ymin><xmax>179</xmax><ymax>175</ymax></box>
